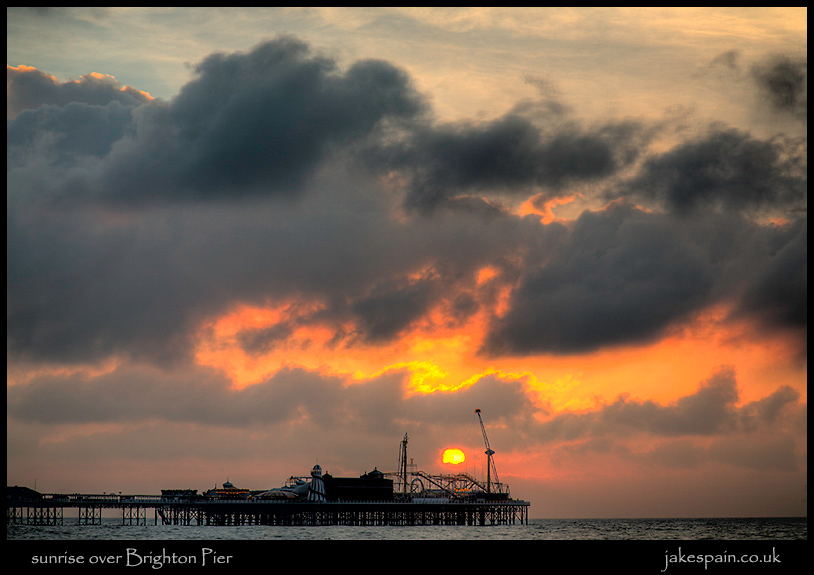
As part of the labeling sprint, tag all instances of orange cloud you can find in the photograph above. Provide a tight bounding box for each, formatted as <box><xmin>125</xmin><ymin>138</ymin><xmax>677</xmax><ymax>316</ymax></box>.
<box><xmin>517</xmin><ymin>193</ymin><xmax>580</xmax><ymax>224</ymax></box>
<box><xmin>192</xmin><ymin>287</ymin><xmax>805</xmax><ymax>434</ymax></box>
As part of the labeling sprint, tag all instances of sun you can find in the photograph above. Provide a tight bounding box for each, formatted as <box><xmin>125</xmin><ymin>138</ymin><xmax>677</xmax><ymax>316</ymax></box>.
<box><xmin>442</xmin><ymin>448</ymin><xmax>466</xmax><ymax>465</ymax></box>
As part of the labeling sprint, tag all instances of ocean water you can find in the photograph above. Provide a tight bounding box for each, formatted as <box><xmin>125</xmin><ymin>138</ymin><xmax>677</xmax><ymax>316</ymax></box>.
<box><xmin>7</xmin><ymin>516</ymin><xmax>806</xmax><ymax>540</ymax></box>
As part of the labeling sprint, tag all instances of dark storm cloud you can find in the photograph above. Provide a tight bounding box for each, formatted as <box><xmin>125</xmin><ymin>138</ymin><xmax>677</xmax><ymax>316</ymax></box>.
<box><xmin>8</xmin><ymin>37</ymin><xmax>427</xmax><ymax>205</ymax></box>
<box><xmin>751</xmin><ymin>55</ymin><xmax>807</xmax><ymax>119</ymax></box>
<box><xmin>482</xmin><ymin>201</ymin><xmax>715</xmax><ymax>355</ymax></box>
<box><xmin>7</xmin><ymin>100</ymin><xmax>136</xmax><ymax>164</ymax></box>
<box><xmin>367</xmin><ymin>112</ymin><xmax>649</xmax><ymax>212</ymax></box>
<box><xmin>481</xmin><ymin>197</ymin><xmax>807</xmax><ymax>356</ymax></box>
<box><xmin>620</xmin><ymin>127</ymin><xmax>806</xmax><ymax>215</ymax></box>
<box><xmin>147</xmin><ymin>37</ymin><xmax>426</xmax><ymax>201</ymax></box>
<box><xmin>351</xmin><ymin>277</ymin><xmax>436</xmax><ymax>342</ymax></box>
<box><xmin>731</xmin><ymin>217</ymin><xmax>807</xmax><ymax>335</ymax></box>
<box><xmin>705</xmin><ymin>51</ymin><xmax>806</xmax><ymax>123</ymax></box>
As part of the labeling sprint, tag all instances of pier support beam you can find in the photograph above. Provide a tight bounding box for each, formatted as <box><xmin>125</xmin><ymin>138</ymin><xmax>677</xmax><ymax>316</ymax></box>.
<box><xmin>7</xmin><ymin>506</ymin><xmax>63</xmax><ymax>525</ymax></box>
<box><xmin>78</xmin><ymin>505</ymin><xmax>102</xmax><ymax>525</ymax></box>
<box><xmin>122</xmin><ymin>505</ymin><xmax>146</xmax><ymax>525</ymax></box>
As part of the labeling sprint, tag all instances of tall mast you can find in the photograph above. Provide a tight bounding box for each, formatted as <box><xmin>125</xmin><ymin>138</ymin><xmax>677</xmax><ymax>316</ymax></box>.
<box><xmin>398</xmin><ymin>433</ymin><xmax>409</xmax><ymax>494</ymax></box>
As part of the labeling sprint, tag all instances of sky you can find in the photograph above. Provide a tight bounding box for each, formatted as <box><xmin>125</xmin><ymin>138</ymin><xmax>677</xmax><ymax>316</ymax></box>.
<box><xmin>6</xmin><ymin>7</ymin><xmax>807</xmax><ymax>519</ymax></box>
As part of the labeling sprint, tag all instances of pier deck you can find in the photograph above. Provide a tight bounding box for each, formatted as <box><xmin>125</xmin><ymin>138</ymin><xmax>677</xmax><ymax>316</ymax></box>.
<box><xmin>7</xmin><ymin>493</ymin><xmax>530</xmax><ymax>527</ymax></box>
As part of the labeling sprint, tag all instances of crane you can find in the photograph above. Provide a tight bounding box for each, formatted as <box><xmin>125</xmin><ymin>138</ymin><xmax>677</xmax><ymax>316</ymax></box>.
<box><xmin>398</xmin><ymin>433</ymin><xmax>409</xmax><ymax>494</ymax></box>
<box><xmin>475</xmin><ymin>408</ymin><xmax>500</xmax><ymax>493</ymax></box>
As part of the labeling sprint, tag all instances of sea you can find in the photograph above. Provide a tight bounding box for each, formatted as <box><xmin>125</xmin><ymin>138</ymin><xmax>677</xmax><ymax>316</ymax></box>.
<box><xmin>8</xmin><ymin>517</ymin><xmax>806</xmax><ymax>572</ymax></box>
<box><xmin>6</xmin><ymin>516</ymin><xmax>807</xmax><ymax>541</ymax></box>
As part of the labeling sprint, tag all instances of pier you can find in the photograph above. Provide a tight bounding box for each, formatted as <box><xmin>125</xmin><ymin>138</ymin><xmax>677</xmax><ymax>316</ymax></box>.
<box><xmin>8</xmin><ymin>416</ymin><xmax>530</xmax><ymax>528</ymax></box>
<box><xmin>7</xmin><ymin>491</ymin><xmax>529</xmax><ymax>527</ymax></box>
